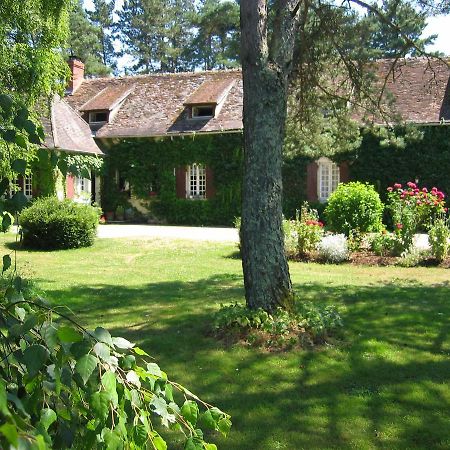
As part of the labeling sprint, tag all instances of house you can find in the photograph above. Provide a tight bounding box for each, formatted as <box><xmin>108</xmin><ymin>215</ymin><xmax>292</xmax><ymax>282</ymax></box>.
<box><xmin>29</xmin><ymin>56</ymin><xmax>450</xmax><ymax>224</ymax></box>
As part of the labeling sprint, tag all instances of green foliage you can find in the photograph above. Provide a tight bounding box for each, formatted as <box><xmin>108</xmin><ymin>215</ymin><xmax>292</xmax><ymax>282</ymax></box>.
<box><xmin>325</xmin><ymin>182</ymin><xmax>384</xmax><ymax>236</ymax></box>
<box><xmin>105</xmin><ymin>134</ymin><xmax>242</xmax><ymax>226</ymax></box>
<box><xmin>213</xmin><ymin>299</ymin><xmax>342</xmax><ymax>349</ymax></box>
<box><xmin>295</xmin><ymin>203</ymin><xmax>324</xmax><ymax>256</ymax></box>
<box><xmin>370</xmin><ymin>231</ymin><xmax>401</xmax><ymax>256</ymax></box>
<box><xmin>0</xmin><ymin>278</ymin><xmax>230</xmax><ymax>449</ymax></box>
<box><xmin>428</xmin><ymin>216</ymin><xmax>450</xmax><ymax>262</ymax></box>
<box><xmin>20</xmin><ymin>197</ymin><xmax>101</xmax><ymax>250</ymax></box>
<box><xmin>349</xmin><ymin>126</ymin><xmax>450</xmax><ymax>209</ymax></box>
<box><xmin>66</xmin><ymin>0</ymin><xmax>112</xmax><ymax>76</ymax></box>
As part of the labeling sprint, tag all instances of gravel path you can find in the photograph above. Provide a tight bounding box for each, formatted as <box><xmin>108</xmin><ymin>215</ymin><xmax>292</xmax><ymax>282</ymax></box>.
<box><xmin>97</xmin><ymin>224</ymin><xmax>239</xmax><ymax>243</ymax></box>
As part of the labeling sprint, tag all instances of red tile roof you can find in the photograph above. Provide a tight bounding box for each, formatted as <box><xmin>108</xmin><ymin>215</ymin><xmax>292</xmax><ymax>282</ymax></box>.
<box><xmin>43</xmin><ymin>96</ymin><xmax>104</xmax><ymax>155</ymax></box>
<box><xmin>64</xmin><ymin>58</ymin><xmax>449</xmax><ymax>140</ymax></box>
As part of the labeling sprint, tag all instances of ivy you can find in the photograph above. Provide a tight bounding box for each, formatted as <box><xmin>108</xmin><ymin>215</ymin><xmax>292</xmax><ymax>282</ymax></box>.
<box><xmin>103</xmin><ymin>133</ymin><xmax>243</xmax><ymax>225</ymax></box>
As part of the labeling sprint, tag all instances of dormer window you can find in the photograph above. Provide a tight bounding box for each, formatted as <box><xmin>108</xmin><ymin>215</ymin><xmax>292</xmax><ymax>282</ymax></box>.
<box><xmin>88</xmin><ymin>110</ymin><xmax>109</xmax><ymax>132</ymax></box>
<box><xmin>191</xmin><ymin>105</ymin><xmax>215</xmax><ymax>119</ymax></box>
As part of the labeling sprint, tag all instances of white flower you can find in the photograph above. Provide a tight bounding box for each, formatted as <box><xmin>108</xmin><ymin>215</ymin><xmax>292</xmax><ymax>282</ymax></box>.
<box><xmin>318</xmin><ymin>234</ymin><xmax>349</xmax><ymax>263</ymax></box>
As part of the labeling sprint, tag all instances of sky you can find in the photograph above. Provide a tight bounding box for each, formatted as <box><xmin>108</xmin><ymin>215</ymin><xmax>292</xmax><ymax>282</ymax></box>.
<box><xmin>84</xmin><ymin>0</ymin><xmax>450</xmax><ymax>59</ymax></box>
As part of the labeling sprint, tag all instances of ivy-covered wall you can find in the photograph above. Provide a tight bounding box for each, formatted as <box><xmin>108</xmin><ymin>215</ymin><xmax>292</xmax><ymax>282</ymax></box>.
<box><xmin>349</xmin><ymin>126</ymin><xmax>450</xmax><ymax>203</ymax></box>
<box><xmin>98</xmin><ymin>125</ymin><xmax>450</xmax><ymax>226</ymax></box>
<box><xmin>101</xmin><ymin>133</ymin><xmax>243</xmax><ymax>226</ymax></box>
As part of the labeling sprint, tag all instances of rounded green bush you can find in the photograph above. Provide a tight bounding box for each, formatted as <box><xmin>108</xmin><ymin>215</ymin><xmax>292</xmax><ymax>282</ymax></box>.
<box><xmin>20</xmin><ymin>197</ymin><xmax>101</xmax><ymax>249</ymax></box>
<box><xmin>324</xmin><ymin>182</ymin><xmax>384</xmax><ymax>235</ymax></box>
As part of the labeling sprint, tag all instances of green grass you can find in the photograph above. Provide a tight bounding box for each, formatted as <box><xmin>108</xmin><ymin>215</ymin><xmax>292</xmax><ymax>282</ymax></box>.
<box><xmin>2</xmin><ymin>233</ymin><xmax>450</xmax><ymax>449</ymax></box>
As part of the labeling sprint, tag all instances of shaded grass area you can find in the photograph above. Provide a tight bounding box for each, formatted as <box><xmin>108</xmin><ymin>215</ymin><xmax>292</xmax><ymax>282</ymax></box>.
<box><xmin>1</xmin><ymin>233</ymin><xmax>450</xmax><ymax>449</ymax></box>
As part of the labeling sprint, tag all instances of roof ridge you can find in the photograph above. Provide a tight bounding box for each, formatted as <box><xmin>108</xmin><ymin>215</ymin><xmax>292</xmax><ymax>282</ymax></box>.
<box><xmin>80</xmin><ymin>68</ymin><xmax>242</xmax><ymax>84</ymax></box>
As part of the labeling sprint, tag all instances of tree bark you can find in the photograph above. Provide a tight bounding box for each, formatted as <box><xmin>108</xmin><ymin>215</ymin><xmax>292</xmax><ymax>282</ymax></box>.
<box><xmin>240</xmin><ymin>0</ymin><xmax>301</xmax><ymax>311</ymax></box>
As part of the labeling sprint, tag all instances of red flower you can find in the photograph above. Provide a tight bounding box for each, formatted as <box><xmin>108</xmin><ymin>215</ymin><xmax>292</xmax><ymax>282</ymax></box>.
<box><xmin>422</xmin><ymin>187</ymin><xmax>428</xmax><ymax>193</ymax></box>
<box><xmin>407</xmin><ymin>181</ymin><xmax>417</xmax><ymax>189</ymax></box>
<box><xmin>396</xmin><ymin>223</ymin><xmax>403</xmax><ymax>230</ymax></box>
<box><xmin>318</xmin><ymin>221</ymin><xmax>324</xmax><ymax>227</ymax></box>
<box><xmin>393</xmin><ymin>183</ymin><xmax>402</xmax><ymax>189</ymax></box>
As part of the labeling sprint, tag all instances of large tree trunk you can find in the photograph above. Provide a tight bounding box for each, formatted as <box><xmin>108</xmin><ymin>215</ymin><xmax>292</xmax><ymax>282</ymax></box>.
<box><xmin>240</xmin><ymin>0</ymin><xmax>299</xmax><ymax>311</ymax></box>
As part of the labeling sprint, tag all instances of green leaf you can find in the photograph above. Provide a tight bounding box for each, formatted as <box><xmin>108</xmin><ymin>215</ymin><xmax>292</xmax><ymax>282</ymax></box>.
<box><xmin>11</xmin><ymin>159</ymin><xmax>27</xmax><ymax>175</ymax></box>
<box><xmin>112</xmin><ymin>337</ymin><xmax>134</xmax><ymax>349</ymax></box>
<box><xmin>75</xmin><ymin>354</ymin><xmax>97</xmax><ymax>384</ymax></box>
<box><xmin>133</xmin><ymin>424</ymin><xmax>148</xmax><ymax>446</ymax></box>
<box><xmin>23</xmin><ymin>119</ymin><xmax>36</xmax><ymax>135</ymax></box>
<box><xmin>0</xmin><ymin>94</ymin><xmax>13</xmax><ymax>114</ymax></box>
<box><xmin>133</xmin><ymin>347</ymin><xmax>149</xmax><ymax>356</ymax></box>
<box><xmin>94</xmin><ymin>327</ymin><xmax>113</xmax><ymax>345</ymax></box>
<box><xmin>126</xmin><ymin>370</ymin><xmax>141</xmax><ymax>388</ymax></box>
<box><xmin>200</xmin><ymin>409</ymin><xmax>217</xmax><ymax>430</ymax></box>
<box><xmin>2</xmin><ymin>213</ymin><xmax>12</xmax><ymax>232</ymax></box>
<box><xmin>10</xmin><ymin>191</ymin><xmax>28</xmax><ymax>213</ymax></box>
<box><xmin>181</xmin><ymin>400</ymin><xmax>199</xmax><ymax>427</ymax></box>
<box><xmin>204</xmin><ymin>444</ymin><xmax>217</xmax><ymax>450</ymax></box>
<box><xmin>2</xmin><ymin>254</ymin><xmax>11</xmax><ymax>273</ymax></box>
<box><xmin>23</xmin><ymin>344</ymin><xmax>50</xmax><ymax>378</ymax></box>
<box><xmin>101</xmin><ymin>371</ymin><xmax>118</xmax><ymax>407</ymax></box>
<box><xmin>57</xmin><ymin>326</ymin><xmax>83</xmax><ymax>343</ymax></box>
<box><xmin>152</xmin><ymin>434</ymin><xmax>167</xmax><ymax>450</ymax></box>
<box><xmin>0</xmin><ymin>423</ymin><xmax>18</xmax><ymax>447</ymax></box>
<box><xmin>218</xmin><ymin>417</ymin><xmax>232</xmax><ymax>437</ymax></box>
<box><xmin>14</xmin><ymin>135</ymin><xmax>27</xmax><ymax>149</ymax></box>
<box><xmin>102</xmin><ymin>428</ymin><xmax>122</xmax><ymax>450</ymax></box>
<box><xmin>3</xmin><ymin>129</ymin><xmax>16</xmax><ymax>142</ymax></box>
<box><xmin>50</xmin><ymin>152</ymin><xmax>59</xmax><ymax>168</ymax></box>
<box><xmin>40</xmin><ymin>408</ymin><xmax>57</xmax><ymax>431</ymax></box>
<box><xmin>93</xmin><ymin>342</ymin><xmax>110</xmax><ymax>361</ymax></box>
<box><xmin>90</xmin><ymin>391</ymin><xmax>110</xmax><ymax>421</ymax></box>
<box><xmin>37</xmin><ymin>148</ymin><xmax>49</xmax><ymax>163</ymax></box>
<box><xmin>0</xmin><ymin>178</ymin><xmax>9</xmax><ymax>196</ymax></box>
<box><xmin>184</xmin><ymin>437</ymin><xmax>203</xmax><ymax>450</ymax></box>
<box><xmin>0</xmin><ymin>378</ymin><xmax>8</xmax><ymax>416</ymax></box>
<box><xmin>41</xmin><ymin>323</ymin><xmax>58</xmax><ymax>351</ymax></box>
<box><xmin>147</xmin><ymin>362</ymin><xmax>162</xmax><ymax>378</ymax></box>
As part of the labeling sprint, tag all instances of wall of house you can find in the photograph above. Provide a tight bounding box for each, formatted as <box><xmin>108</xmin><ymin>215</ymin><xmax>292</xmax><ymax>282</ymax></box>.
<box><xmin>101</xmin><ymin>133</ymin><xmax>243</xmax><ymax>226</ymax></box>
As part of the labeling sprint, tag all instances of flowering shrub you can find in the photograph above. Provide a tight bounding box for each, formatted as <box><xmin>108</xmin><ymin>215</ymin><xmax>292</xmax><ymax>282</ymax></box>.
<box><xmin>325</xmin><ymin>182</ymin><xmax>384</xmax><ymax>236</ymax></box>
<box><xmin>370</xmin><ymin>231</ymin><xmax>401</xmax><ymax>256</ymax></box>
<box><xmin>317</xmin><ymin>234</ymin><xmax>349</xmax><ymax>263</ymax></box>
<box><xmin>296</xmin><ymin>203</ymin><xmax>324</xmax><ymax>256</ymax></box>
<box><xmin>387</xmin><ymin>182</ymin><xmax>447</xmax><ymax>254</ymax></box>
<box><xmin>428</xmin><ymin>215</ymin><xmax>450</xmax><ymax>262</ymax></box>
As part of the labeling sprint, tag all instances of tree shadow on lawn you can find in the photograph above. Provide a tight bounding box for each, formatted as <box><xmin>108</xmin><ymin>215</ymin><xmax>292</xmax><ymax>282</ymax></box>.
<box><xmin>42</xmin><ymin>276</ymin><xmax>450</xmax><ymax>449</ymax></box>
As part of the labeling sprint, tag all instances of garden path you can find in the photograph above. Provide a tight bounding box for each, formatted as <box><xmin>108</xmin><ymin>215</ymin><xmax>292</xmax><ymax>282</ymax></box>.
<box><xmin>97</xmin><ymin>224</ymin><xmax>239</xmax><ymax>242</ymax></box>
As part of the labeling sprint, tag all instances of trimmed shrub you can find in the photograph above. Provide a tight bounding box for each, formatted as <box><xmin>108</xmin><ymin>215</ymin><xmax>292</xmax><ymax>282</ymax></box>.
<box><xmin>325</xmin><ymin>182</ymin><xmax>384</xmax><ymax>235</ymax></box>
<box><xmin>20</xmin><ymin>197</ymin><xmax>101</xmax><ymax>249</ymax></box>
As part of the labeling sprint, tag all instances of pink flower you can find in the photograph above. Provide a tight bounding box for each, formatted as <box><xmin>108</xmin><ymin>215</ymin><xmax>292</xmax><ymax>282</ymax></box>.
<box><xmin>387</xmin><ymin>187</ymin><xmax>393</xmax><ymax>192</ymax></box>
<box><xmin>407</xmin><ymin>182</ymin><xmax>417</xmax><ymax>189</ymax></box>
<box><xmin>393</xmin><ymin>183</ymin><xmax>402</xmax><ymax>189</ymax></box>
<box><xmin>422</xmin><ymin>187</ymin><xmax>428</xmax><ymax>193</ymax></box>
<box><xmin>318</xmin><ymin>221</ymin><xmax>324</xmax><ymax>227</ymax></box>
<box><xmin>396</xmin><ymin>223</ymin><xmax>403</xmax><ymax>230</ymax></box>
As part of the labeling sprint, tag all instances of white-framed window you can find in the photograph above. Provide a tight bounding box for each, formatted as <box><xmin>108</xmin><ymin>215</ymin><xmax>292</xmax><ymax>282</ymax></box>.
<box><xmin>191</xmin><ymin>105</ymin><xmax>215</xmax><ymax>119</ymax></box>
<box><xmin>74</xmin><ymin>176</ymin><xmax>92</xmax><ymax>204</ymax></box>
<box><xmin>186</xmin><ymin>164</ymin><xmax>206</xmax><ymax>199</ymax></box>
<box><xmin>317</xmin><ymin>157</ymin><xmax>340</xmax><ymax>202</ymax></box>
<box><xmin>23</xmin><ymin>174</ymin><xmax>33</xmax><ymax>199</ymax></box>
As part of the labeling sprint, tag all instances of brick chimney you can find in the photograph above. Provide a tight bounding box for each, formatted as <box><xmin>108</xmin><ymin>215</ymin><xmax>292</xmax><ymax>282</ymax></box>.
<box><xmin>67</xmin><ymin>57</ymin><xmax>85</xmax><ymax>94</ymax></box>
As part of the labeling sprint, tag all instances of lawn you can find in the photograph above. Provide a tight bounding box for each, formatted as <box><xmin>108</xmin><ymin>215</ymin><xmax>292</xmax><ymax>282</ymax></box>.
<box><xmin>1</xmin><ymin>233</ymin><xmax>450</xmax><ymax>449</ymax></box>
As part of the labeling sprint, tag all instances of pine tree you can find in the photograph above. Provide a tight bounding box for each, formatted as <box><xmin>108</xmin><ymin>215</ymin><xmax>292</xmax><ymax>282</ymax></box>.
<box><xmin>88</xmin><ymin>0</ymin><xmax>117</xmax><ymax>73</ymax></box>
<box><xmin>116</xmin><ymin>0</ymin><xmax>195</xmax><ymax>73</ymax></box>
<box><xmin>66</xmin><ymin>0</ymin><xmax>112</xmax><ymax>76</ymax></box>
<box><xmin>192</xmin><ymin>0</ymin><xmax>240</xmax><ymax>70</ymax></box>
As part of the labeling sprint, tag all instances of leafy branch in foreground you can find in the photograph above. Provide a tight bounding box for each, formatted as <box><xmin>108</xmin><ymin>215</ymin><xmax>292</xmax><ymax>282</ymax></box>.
<box><xmin>0</xmin><ymin>279</ymin><xmax>230</xmax><ymax>449</ymax></box>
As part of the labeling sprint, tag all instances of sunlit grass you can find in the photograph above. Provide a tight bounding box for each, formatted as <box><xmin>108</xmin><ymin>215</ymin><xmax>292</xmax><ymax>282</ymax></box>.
<box><xmin>1</xmin><ymin>233</ymin><xmax>450</xmax><ymax>449</ymax></box>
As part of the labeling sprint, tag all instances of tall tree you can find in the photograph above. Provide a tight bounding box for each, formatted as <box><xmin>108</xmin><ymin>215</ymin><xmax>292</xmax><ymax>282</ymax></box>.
<box><xmin>67</xmin><ymin>0</ymin><xmax>112</xmax><ymax>76</ymax></box>
<box><xmin>193</xmin><ymin>0</ymin><xmax>240</xmax><ymax>70</ymax></box>
<box><xmin>116</xmin><ymin>0</ymin><xmax>195</xmax><ymax>73</ymax></box>
<box><xmin>88</xmin><ymin>0</ymin><xmax>117</xmax><ymax>73</ymax></box>
<box><xmin>239</xmin><ymin>0</ymin><xmax>442</xmax><ymax>312</ymax></box>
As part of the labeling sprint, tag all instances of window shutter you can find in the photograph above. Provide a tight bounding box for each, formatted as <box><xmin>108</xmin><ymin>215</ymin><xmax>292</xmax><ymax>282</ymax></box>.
<box><xmin>306</xmin><ymin>162</ymin><xmax>318</xmax><ymax>202</ymax></box>
<box><xmin>339</xmin><ymin>162</ymin><xmax>350</xmax><ymax>183</ymax></box>
<box><xmin>66</xmin><ymin>175</ymin><xmax>75</xmax><ymax>199</ymax></box>
<box><xmin>175</xmin><ymin>167</ymin><xmax>187</xmax><ymax>198</ymax></box>
<box><xmin>205</xmin><ymin>167</ymin><xmax>215</xmax><ymax>199</ymax></box>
